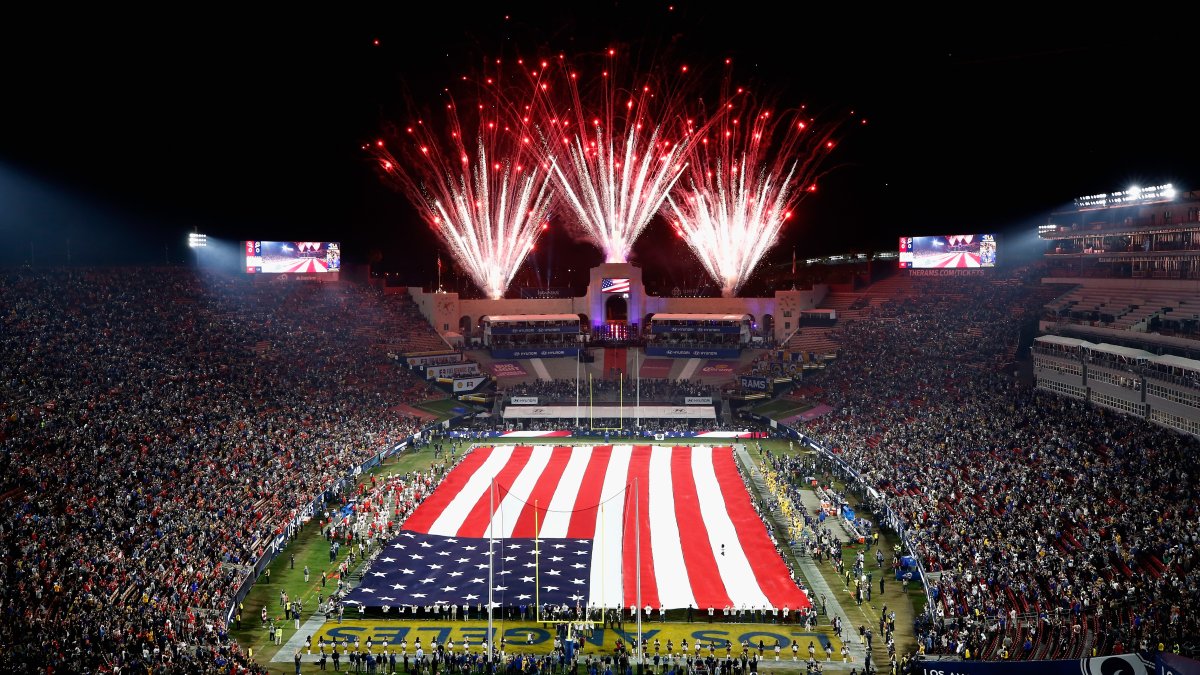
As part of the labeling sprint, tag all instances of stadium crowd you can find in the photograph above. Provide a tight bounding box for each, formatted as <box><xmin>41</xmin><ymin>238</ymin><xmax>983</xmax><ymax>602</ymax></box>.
<box><xmin>0</xmin><ymin>268</ymin><xmax>443</xmax><ymax>673</ymax></box>
<box><xmin>798</xmin><ymin>272</ymin><xmax>1200</xmax><ymax>661</ymax></box>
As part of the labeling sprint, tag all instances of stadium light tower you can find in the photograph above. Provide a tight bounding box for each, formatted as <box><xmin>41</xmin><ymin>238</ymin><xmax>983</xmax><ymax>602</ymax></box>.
<box><xmin>187</xmin><ymin>232</ymin><xmax>208</xmax><ymax>248</ymax></box>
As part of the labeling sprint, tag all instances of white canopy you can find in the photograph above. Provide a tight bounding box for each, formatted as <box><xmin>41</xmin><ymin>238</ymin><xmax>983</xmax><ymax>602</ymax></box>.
<box><xmin>1035</xmin><ymin>335</ymin><xmax>1092</xmax><ymax>348</ymax></box>
<box><xmin>650</xmin><ymin>313</ymin><xmax>750</xmax><ymax>322</ymax></box>
<box><xmin>503</xmin><ymin>405</ymin><xmax>716</xmax><ymax>419</ymax></box>
<box><xmin>483</xmin><ymin>314</ymin><xmax>580</xmax><ymax>323</ymax></box>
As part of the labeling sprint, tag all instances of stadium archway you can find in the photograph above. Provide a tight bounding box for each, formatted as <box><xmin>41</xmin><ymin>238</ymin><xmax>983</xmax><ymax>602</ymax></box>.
<box><xmin>458</xmin><ymin>315</ymin><xmax>473</xmax><ymax>335</ymax></box>
<box><xmin>605</xmin><ymin>295</ymin><xmax>627</xmax><ymax>322</ymax></box>
<box><xmin>762</xmin><ymin>313</ymin><xmax>774</xmax><ymax>337</ymax></box>
<box><xmin>643</xmin><ymin>312</ymin><xmax>655</xmax><ymax>327</ymax></box>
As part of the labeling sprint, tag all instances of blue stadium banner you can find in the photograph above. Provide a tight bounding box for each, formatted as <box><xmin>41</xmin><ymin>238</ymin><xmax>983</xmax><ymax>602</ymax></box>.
<box><xmin>1159</xmin><ymin>653</ymin><xmax>1200</xmax><ymax>675</ymax></box>
<box><xmin>912</xmin><ymin>654</ymin><xmax>1151</xmax><ymax>675</ymax></box>
<box><xmin>739</xmin><ymin>375</ymin><xmax>772</xmax><ymax>392</ymax></box>
<box><xmin>488</xmin><ymin>325</ymin><xmax>581</xmax><ymax>335</ymax></box>
<box><xmin>645</xmin><ymin>346</ymin><xmax>741</xmax><ymax>359</ymax></box>
<box><xmin>490</xmin><ymin>347</ymin><xmax>580</xmax><ymax>359</ymax></box>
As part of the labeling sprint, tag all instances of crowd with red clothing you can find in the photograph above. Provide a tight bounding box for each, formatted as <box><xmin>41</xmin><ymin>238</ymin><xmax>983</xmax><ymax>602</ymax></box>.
<box><xmin>800</xmin><ymin>271</ymin><xmax>1200</xmax><ymax>661</ymax></box>
<box><xmin>0</xmin><ymin>268</ymin><xmax>439</xmax><ymax>673</ymax></box>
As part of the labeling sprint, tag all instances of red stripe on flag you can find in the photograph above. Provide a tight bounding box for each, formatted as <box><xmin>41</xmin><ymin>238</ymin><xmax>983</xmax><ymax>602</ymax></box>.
<box><xmin>623</xmin><ymin>445</ymin><xmax>660</xmax><ymax>609</ymax></box>
<box><xmin>402</xmin><ymin>446</ymin><xmax>493</xmax><ymax>532</ymax></box>
<box><xmin>458</xmin><ymin>445</ymin><xmax>535</xmax><ymax>537</ymax></box>
<box><xmin>711</xmin><ymin>447</ymin><xmax>810</xmax><ymax>610</ymax></box>
<box><xmin>566</xmin><ymin>445</ymin><xmax>613</xmax><ymax>538</ymax></box>
<box><xmin>511</xmin><ymin>447</ymin><xmax>573</xmax><ymax>537</ymax></box>
<box><xmin>671</xmin><ymin>446</ymin><xmax>732</xmax><ymax>608</ymax></box>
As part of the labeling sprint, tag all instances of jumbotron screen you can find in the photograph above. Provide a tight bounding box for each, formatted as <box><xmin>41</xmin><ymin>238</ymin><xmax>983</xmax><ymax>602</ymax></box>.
<box><xmin>899</xmin><ymin>234</ymin><xmax>996</xmax><ymax>268</ymax></box>
<box><xmin>244</xmin><ymin>241</ymin><xmax>341</xmax><ymax>274</ymax></box>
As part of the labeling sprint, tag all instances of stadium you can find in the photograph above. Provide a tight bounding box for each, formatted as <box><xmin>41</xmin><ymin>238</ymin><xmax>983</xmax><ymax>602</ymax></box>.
<box><xmin>5</xmin><ymin>14</ymin><xmax>1200</xmax><ymax>675</ymax></box>
<box><xmin>5</xmin><ymin>183</ymin><xmax>1200</xmax><ymax>675</ymax></box>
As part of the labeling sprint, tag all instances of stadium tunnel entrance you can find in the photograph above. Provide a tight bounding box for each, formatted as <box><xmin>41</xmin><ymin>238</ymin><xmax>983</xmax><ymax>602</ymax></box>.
<box><xmin>605</xmin><ymin>294</ymin><xmax>627</xmax><ymax>322</ymax></box>
<box><xmin>603</xmin><ymin>295</ymin><xmax>629</xmax><ymax>342</ymax></box>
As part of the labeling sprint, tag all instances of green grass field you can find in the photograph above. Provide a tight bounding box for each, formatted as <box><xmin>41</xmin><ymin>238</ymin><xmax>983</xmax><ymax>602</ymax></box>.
<box><xmin>416</xmin><ymin>398</ymin><xmax>482</xmax><ymax>421</ymax></box>
<box><xmin>750</xmin><ymin>399</ymin><xmax>815</xmax><ymax>420</ymax></box>
<box><xmin>234</xmin><ymin>438</ymin><xmax>919</xmax><ymax>673</ymax></box>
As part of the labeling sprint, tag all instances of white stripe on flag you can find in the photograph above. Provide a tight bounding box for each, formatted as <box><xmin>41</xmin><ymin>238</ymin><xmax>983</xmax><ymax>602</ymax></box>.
<box><xmin>427</xmin><ymin>446</ymin><xmax>512</xmax><ymax>536</ymax></box>
<box><xmin>691</xmin><ymin>446</ymin><xmax>771</xmax><ymax>608</ymax></box>
<box><xmin>590</xmin><ymin>445</ymin><xmax>630</xmax><ymax>608</ymax></box>
<box><xmin>411</xmin><ymin>443</ymin><xmax>804</xmax><ymax>611</ymax></box>
<box><xmin>494</xmin><ymin>445</ymin><xmax>554</xmax><ymax>538</ymax></box>
<box><xmin>648</xmin><ymin>446</ymin><xmax>695</xmax><ymax>609</ymax></box>
<box><xmin>538</xmin><ymin>446</ymin><xmax>593</xmax><ymax>538</ymax></box>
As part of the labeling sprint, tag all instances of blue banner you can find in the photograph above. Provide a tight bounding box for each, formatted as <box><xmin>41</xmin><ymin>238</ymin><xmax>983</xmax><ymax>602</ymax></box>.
<box><xmin>490</xmin><ymin>347</ymin><xmax>580</xmax><ymax>359</ymax></box>
<box><xmin>651</xmin><ymin>325</ymin><xmax>741</xmax><ymax>334</ymax></box>
<box><xmin>645</xmin><ymin>346</ymin><xmax>741</xmax><ymax>359</ymax></box>
<box><xmin>489</xmin><ymin>325</ymin><xmax>580</xmax><ymax>335</ymax></box>
<box><xmin>911</xmin><ymin>654</ymin><xmax>1150</xmax><ymax>675</ymax></box>
<box><xmin>739</xmin><ymin>375</ymin><xmax>771</xmax><ymax>391</ymax></box>
<box><xmin>1159</xmin><ymin>653</ymin><xmax>1200</xmax><ymax>675</ymax></box>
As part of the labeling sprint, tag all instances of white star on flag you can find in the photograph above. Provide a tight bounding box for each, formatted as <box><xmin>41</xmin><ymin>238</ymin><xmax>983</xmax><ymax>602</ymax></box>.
<box><xmin>341</xmin><ymin>528</ymin><xmax>596</xmax><ymax>609</ymax></box>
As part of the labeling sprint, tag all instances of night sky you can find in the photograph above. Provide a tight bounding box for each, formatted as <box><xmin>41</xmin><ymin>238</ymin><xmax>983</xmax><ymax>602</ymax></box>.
<box><xmin>3</xmin><ymin>6</ymin><xmax>1197</xmax><ymax>287</ymax></box>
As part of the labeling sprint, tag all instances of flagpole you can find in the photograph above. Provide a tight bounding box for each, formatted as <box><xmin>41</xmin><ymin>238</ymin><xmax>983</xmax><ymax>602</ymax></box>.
<box><xmin>635</xmin><ymin>478</ymin><xmax>643</xmax><ymax>672</ymax></box>
<box><xmin>575</xmin><ymin>335</ymin><xmax>581</xmax><ymax>427</ymax></box>
<box><xmin>534</xmin><ymin>499</ymin><xmax>540</xmax><ymax>624</ymax></box>
<box><xmin>635</xmin><ymin>349</ymin><xmax>640</xmax><ymax>430</ymax></box>
<box><xmin>600</xmin><ymin>502</ymin><xmax>605</xmax><ymax>620</ymax></box>
<box><xmin>487</xmin><ymin>479</ymin><xmax>494</xmax><ymax>669</ymax></box>
<box><xmin>619</xmin><ymin>371</ymin><xmax>624</xmax><ymax>432</ymax></box>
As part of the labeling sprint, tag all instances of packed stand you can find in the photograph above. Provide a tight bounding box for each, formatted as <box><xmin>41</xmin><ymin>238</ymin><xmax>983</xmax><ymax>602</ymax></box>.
<box><xmin>799</xmin><ymin>270</ymin><xmax>1200</xmax><ymax>661</ymax></box>
<box><xmin>0</xmin><ymin>268</ymin><xmax>439</xmax><ymax>673</ymax></box>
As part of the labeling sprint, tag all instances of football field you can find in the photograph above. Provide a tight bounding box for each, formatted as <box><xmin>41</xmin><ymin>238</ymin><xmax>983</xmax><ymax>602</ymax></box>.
<box><xmin>233</xmin><ymin>439</ymin><xmax>871</xmax><ymax>674</ymax></box>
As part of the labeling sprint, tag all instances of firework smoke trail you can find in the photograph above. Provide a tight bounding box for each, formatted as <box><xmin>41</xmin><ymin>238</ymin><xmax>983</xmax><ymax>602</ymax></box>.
<box><xmin>666</xmin><ymin>99</ymin><xmax>848</xmax><ymax>297</ymax></box>
<box><xmin>371</xmin><ymin>82</ymin><xmax>553</xmax><ymax>300</ymax></box>
<box><xmin>522</xmin><ymin>50</ymin><xmax>717</xmax><ymax>263</ymax></box>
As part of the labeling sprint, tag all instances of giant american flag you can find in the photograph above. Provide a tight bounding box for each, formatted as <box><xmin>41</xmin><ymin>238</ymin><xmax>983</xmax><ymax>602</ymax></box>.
<box><xmin>345</xmin><ymin>445</ymin><xmax>810</xmax><ymax>611</ymax></box>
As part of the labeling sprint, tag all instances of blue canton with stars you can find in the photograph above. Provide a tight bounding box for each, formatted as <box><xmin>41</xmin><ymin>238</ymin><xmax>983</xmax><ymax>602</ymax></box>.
<box><xmin>342</xmin><ymin>530</ymin><xmax>593</xmax><ymax>609</ymax></box>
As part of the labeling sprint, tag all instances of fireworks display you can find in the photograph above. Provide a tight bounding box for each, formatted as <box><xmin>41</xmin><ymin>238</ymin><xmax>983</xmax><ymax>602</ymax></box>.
<box><xmin>375</xmin><ymin>49</ymin><xmax>851</xmax><ymax>296</ymax></box>
<box><xmin>666</xmin><ymin>100</ymin><xmax>847</xmax><ymax>296</ymax></box>
<box><xmin>371</xmin><ymin>85</ymin><xmax>553</xmax><ymax>300</ymax></box>
<box><xmin>519</xmin><ymin>50</ymin><xmax>716</xmax><ymax>264</ymax></box>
